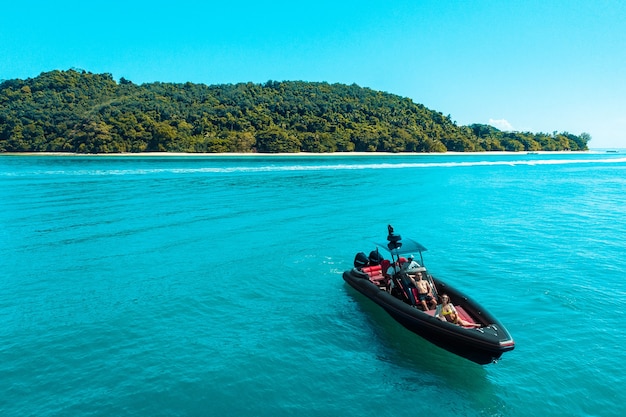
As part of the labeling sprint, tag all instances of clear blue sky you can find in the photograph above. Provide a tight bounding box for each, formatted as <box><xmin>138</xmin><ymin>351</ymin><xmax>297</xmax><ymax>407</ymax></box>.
<box><xmin>2</xmin><ymin>0</ymin><xmax>624</xmax><ymax>148</ymax></box>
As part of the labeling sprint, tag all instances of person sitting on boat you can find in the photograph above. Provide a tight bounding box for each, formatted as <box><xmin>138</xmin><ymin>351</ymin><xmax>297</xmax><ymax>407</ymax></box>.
<box><xmin>437</xmin><ymin>294</ymin><xmax>481</xmax><ymax>328</ymax></box>
<box><xmin>411</xmin><ymin>272</ymin><xmax>437</xmax><ymax>310</ymax></box>
<box><xmin>401</xmin><ymin>254</ymin><xmax>421</xmax><ymax>273</ymax></box>
<box><xmin>385</xmin><ymin>258</ymin><xmax>404</xmax><ymax>277</ymax></box>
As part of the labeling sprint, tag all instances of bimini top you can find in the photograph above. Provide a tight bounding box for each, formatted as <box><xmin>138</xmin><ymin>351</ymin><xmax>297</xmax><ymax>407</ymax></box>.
<box><xmin>374</xmin><ymin>237</ymin><xmax>428</xmax><ymax>256</ymax></box>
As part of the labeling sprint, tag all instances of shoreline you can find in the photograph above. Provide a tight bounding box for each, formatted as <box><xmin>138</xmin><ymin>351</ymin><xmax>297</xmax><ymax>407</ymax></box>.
<box><xmin>0</xmin><ymin>150</ymin><xmax>608</xmax><ymax>157</ymax></box>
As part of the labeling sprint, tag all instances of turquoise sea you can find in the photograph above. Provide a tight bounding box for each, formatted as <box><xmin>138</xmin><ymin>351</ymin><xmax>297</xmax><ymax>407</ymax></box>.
<box><xmin>2</xmin><ymin>152</ymin><xmax>626</xmax><ymax>417</ymax></box>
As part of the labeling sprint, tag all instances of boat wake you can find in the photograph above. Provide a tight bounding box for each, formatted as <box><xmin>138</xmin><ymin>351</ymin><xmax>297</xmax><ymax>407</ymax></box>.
<box><xmin>4</xmin><ymin>157</ymin><xmax>626</xmax><ymax>177</ymax></box>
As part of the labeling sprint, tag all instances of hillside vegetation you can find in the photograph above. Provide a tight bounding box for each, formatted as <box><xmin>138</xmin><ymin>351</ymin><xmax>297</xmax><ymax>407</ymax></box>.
<box><xmin>0</xmin><ymin>69</ymin><xmax>589</xmax><ymax>153</ymax></box>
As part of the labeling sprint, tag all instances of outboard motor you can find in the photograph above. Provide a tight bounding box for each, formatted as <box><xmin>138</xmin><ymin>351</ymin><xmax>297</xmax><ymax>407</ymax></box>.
<box><xmin>368</xmin><ymin>250</ymin><xmax>384</xmax><ymax>266</ymax></box>
<box><xmin>354</xmin><ymin>252</ymin><xmax>369</xmax><ymax>269</ymax></box>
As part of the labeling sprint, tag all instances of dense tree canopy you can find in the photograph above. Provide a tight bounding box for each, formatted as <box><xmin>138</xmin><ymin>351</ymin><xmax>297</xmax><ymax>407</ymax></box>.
<box><xmin>0</xmin><ymin>69</ymin><xmax>590</xmax><ymax>153</ymax></box>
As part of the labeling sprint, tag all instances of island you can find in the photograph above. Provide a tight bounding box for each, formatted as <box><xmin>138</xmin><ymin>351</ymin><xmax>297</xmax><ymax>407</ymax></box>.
<box><xmin>0</xmin><ymin>69</ymin><xmax>590</xmax><ymax>154</ymax></box>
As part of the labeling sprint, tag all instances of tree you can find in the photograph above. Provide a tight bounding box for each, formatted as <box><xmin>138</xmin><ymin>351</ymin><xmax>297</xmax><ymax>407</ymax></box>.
<box><xmin>256</xmin><ymin>128</ymin><xmax>301</xmax><ymax>153</ymax></box>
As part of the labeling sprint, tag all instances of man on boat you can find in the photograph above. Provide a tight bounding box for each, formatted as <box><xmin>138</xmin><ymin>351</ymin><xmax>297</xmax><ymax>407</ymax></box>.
<box><xmin>401</xmin><ymin>254</ymin><xmax>421</xmax><ymax>272</ymax></box>
<box><xmin>411</xmin><ymin>272</ymin><xmax>437</xmax><ymax>310</ymax></box>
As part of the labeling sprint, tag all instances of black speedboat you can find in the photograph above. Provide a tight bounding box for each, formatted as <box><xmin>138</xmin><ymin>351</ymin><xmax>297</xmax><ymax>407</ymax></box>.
<box><xmin>343</xmin><ymin>225</ymin><xmax>515</xmax><ymax>365</ymax></box>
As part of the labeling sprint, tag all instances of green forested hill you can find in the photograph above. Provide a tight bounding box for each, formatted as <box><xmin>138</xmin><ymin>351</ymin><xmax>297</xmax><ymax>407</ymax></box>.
<box><xmin>0</xmin><ymin>69</ymin><xmax>589</xmax><ymax>153</ymax></box>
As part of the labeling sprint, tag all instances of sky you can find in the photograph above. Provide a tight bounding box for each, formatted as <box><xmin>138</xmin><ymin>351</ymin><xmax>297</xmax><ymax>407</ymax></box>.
<box><xmin>1</xmin><ymin>0</ymin><xmax>625</xmax><ymax>148</ymax></box>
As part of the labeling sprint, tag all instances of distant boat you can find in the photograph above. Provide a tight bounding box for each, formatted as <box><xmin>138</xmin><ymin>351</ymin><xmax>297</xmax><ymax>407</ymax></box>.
<box><xmin>342</xmin><ymin>225</ymin><xmax>515</xmax><ymax>365</ymax></box>
<box><xmin>606</xmin><ymin>150</ymin><xmax>619</xmax><ymax>153</ymax></box>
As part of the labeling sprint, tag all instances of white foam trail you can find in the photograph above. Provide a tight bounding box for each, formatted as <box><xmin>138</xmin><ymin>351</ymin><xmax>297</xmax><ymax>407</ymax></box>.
<box><xmin>5</xmin><ymin>157</ymin><xmax>626</xmax><ymax>176</ymax></box>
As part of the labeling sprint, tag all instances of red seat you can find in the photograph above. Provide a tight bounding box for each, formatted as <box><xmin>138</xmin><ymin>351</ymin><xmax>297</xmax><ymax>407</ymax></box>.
<box><xmin>362</xmin><ymin>264</ymin><xmax>388</xmax><ymax>288</ymax></box>
<box><xmin>380</xmin><ymin>259</ymin><xmax>391</xmax><ymax>272</ymax></box>
<box><xmin>361</xmin><ymin>265</ymin><xmax>382</xmax><ymax>274</ymax></box>
<box><xmin>424</xmin><ymin>306</ymin><xmax>477</xmax><ymax>327</ymax></box>
<box><xmin>455</xmin><ymin>306</ymin><xmax>478</xmax><ymax>327</ymax></box>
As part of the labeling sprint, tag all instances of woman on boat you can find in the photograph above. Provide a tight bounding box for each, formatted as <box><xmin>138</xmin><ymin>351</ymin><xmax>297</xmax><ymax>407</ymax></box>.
<box><xmin>438</xmin><ymin>294</ymin><xmax>481</xmax><ymax>328</ymax></box>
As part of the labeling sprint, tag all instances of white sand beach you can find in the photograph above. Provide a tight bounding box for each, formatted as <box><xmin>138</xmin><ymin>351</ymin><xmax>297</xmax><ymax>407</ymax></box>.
<box><xmin>2</xmin><ymin>150</ymin><xmax>599</xmax><ymax>157</ymax></box>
